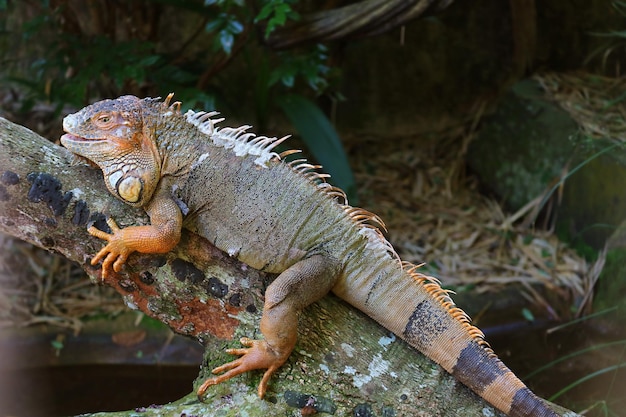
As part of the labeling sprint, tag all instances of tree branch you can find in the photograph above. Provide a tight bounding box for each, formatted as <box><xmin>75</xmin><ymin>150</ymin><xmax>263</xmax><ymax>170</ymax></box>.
<box><xmin>266</xmin><ymin>0</ymin><xmax>454</xmax><ymax>49</ymax></box>
<box><xmin>0</xmin><ymin>117</ymin><xmax>574</xmax><ymax>416</ymax></box>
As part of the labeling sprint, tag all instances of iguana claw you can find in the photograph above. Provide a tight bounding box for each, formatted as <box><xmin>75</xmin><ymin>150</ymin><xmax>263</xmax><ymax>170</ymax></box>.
<box><xmin>88</xmin><ymin>217</ymin><xmax>132</xmax><ymax>278</ymax></box>
<box><xmin>196</xmin><ymin>337</ymin><xmax>286</xmax><ymax>400</ymax></box>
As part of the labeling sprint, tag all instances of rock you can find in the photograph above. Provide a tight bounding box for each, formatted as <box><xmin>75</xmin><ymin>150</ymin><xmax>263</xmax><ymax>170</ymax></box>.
<box><xmin>468</xmin><ymin>79</ymin><xmax>626</xmax><ymax>249</ymax></box>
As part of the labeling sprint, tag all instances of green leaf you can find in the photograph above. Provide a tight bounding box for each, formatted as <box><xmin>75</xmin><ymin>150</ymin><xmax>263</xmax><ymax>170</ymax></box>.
<box><xmin>521</xmin><ymin>308</ymin><xmax>535</xmax><ymax>322</ymax></box>
<box><xmin>256</xmin><ymin>0</ymin><xmax>299</xmax><ymax>38</ymax></box>
<box><xmin>271</xmin><ymin>4</ymin><xmax>288</xmax><ymax>26</ymax></box>
<box><xmin>276</xmin><ymin>94</ymin><xmax>357</xmax><ymax>202</ymax></box>
<box><xmin>205</xmin><ymin>19</ymin><xmax>223</xmax><ymax>33</ymax></box>
<box><xmin>281</xmin><ymin>73</ymin><xmax>294</xmax><ymax>88</ymax></box>
<box><xmin>138</xmin><ymin>55</ymin><xmax>160</xmax><ymax>66</ymax></box>
<box><xmin>220</xmin><ymin>30</ymin><xmax>234</xmax><ymax>54</ymax></box>
<box><xmin>227</xmin><ymin>19</ymin><xmax>243</xmax><ymax>34</ymax></box>
<box><xmin>590</xmin><ymin>30</ymin><xmax>626</xmax><ymax>38</ymax></box>
<box><xmin>255</xmin><ymin>3</ymin><xmax>273</xmax><ymax>22</ymax></box>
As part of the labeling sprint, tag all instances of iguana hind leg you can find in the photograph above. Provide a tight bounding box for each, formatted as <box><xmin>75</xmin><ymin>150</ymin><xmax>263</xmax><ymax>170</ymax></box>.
<box><xmin>197</xmin><ymin>254</ymin><xmax>340</xmax><ymax>399</ymax></box>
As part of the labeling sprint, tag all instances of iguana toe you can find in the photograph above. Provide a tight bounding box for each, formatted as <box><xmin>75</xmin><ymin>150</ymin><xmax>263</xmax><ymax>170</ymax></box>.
<box><xmin>196</xmin><ymin>337</ymin><xmax>286</xmax><ymax>400</ymax></box>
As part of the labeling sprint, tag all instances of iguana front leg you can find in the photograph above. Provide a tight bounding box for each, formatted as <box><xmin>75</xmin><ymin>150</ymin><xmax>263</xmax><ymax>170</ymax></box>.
<box><xmin>197</xmin><ymin>254</ymin><xmax>340</xmax><ymax>399</ymax></box>
<box><xmin>88</xmin><ymin>191</ymin><xmax>183</xmax><ymax>278</ymax></box>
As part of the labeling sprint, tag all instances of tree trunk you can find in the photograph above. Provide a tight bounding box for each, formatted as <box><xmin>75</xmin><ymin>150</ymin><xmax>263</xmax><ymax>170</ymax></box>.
<box><xmin>0</xmin><ymin>117</ymin><xmax>575</xmax><ymax>416</ymax></box>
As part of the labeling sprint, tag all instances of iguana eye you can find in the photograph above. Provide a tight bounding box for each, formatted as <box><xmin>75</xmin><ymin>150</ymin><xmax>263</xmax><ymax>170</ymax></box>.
<box><xmin>95</xmin><ymin>114</ymin><xmax>112</xmax><ymax>125</ymax></box>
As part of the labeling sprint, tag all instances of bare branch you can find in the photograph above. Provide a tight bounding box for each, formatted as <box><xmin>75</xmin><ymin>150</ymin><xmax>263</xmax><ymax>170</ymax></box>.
<box><xmin>267</xmin><ymin>0</ymin><xmax>454</xmax><ymax>49</ymax></box>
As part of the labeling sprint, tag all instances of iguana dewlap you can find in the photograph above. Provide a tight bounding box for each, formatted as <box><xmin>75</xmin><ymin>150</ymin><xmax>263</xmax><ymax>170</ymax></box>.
<box><xmin>60</xmin><ymin>94</ymin><xmax>559</xmax><ymax>417</ymax></box>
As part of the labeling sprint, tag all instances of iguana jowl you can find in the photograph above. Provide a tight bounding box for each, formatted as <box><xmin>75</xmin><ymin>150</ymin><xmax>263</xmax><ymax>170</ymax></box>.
<box><xmin>60</xmin><ymin>94</ymin><xmax>559</xmax><ymax>417</ymax></box>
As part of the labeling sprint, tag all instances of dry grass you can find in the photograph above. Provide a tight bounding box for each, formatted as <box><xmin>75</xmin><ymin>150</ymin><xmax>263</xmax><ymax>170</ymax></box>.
<box><xmin>535</xmin><ymin>72</ymin><xmax>626</xmax><ymax>141</ymax></box>
<box><xmin>0</xmin><ymin>235</ymin><xmax>124</xmax><ymax>333</ymax></box>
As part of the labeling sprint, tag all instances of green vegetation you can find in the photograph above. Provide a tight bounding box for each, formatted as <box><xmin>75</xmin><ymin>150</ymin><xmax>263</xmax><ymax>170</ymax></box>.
<box><xmin>522</xmin><ymin>310</ymin><xmax>625</xmax><ymax>416</ymax></box>
<box><xmin>0</xmin><ymin>0</ymin><xmax>356</xmax><ymax>198</ymax></box>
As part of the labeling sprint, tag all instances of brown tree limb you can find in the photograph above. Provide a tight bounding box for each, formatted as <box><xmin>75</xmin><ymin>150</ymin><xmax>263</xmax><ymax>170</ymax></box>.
<box><xmin>266</xmin><ymin>0</ymin><xmax>454</xmax><ymax>49</ymax></box>
<box><xmin>0</xmin><ymin>117</ymin><xmax>574</xmax><ymax>416</ymax></box>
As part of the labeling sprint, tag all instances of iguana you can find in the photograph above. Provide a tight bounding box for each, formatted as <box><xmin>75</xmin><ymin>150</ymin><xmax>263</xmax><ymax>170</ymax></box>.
<box><xmin>60</xmin><ymin>94</ymin><xmax>560</xmax><ymax>417</ymax></box>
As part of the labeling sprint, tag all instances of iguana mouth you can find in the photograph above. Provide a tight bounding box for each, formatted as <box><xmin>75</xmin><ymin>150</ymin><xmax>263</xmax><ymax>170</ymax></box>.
<box><xmin>60</xmin><ymin>133</ymin><xmax>109</xmax><ymax>168</ymax></box>
<box><xmin>60</xmin><ymin>133</ymin><xmax>104</xmax><ymax>142</ymax></box>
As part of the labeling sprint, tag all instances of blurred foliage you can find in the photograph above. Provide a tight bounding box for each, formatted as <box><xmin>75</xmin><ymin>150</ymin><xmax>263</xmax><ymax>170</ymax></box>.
<box><xmin>586</xmin><ymin>0</ymin><xmax>626</xmax><ymax>69</ymax></box>
<box><xmin>0</xmin><ymin>0</ymin><xmax>333</xmax><ymax>111</ymax></box>
<box><xmin>0</xmin><ymin>0</ymin><xmax>356</xmax><ymax>198</ymax></box>
<box><xmin>255</xmin><ymin>0</ymin><xmax>299</xmax><ymax>38</ymax></box>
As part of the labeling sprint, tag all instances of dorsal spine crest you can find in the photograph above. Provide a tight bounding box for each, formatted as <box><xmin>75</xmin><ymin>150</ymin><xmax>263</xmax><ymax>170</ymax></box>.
<box><xmin>184</xmin><ymin>109</ymin><xmax>287</xmax><ymax>167</ymax></box>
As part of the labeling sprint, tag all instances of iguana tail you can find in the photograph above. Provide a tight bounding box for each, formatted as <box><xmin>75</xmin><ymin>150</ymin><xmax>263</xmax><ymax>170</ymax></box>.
<box><xmin>333</xmin><ymin>249</ymin><xmax>558</xmax><ymax>417</ymax></box>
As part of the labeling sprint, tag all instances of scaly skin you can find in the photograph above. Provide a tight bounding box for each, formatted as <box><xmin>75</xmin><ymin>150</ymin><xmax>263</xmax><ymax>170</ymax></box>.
<box><xmin>61</xmin><ymin>94</ymin><xmax>560</xmax><ymax>416</ymax></box>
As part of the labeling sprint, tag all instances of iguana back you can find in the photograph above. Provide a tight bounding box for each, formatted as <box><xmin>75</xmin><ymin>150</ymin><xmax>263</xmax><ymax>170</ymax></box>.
<box><xmin>179</xmin><ymin>137</ymin><xmax>355</xmax><ymax>274</ymax></box>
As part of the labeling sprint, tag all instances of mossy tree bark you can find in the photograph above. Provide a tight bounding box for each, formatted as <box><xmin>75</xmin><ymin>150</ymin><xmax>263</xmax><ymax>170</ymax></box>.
<box><xmin>0</xmin><ymin>117</ymin><xmax>575</xmax><ymax>416</ymax></box>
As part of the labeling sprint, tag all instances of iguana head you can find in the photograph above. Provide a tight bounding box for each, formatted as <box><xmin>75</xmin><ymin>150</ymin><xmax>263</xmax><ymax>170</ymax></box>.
<box><xmin>61</xmin><ymin>95</ymin><xmax>164</xmax><ymax>207</ymax></box>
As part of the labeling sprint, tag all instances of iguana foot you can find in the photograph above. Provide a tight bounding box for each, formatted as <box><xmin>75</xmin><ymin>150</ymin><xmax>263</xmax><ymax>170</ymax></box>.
<box><xmin>197</xmin><ymin>256</ymin><xmax>338</xmax><ymax>401</ymax></box>
<box><xmin>197</xmin><ymin>337</ymin><xmax>288</xmax><ymax>400</ymax></box>
<box><xmin>88</xmin><ymin>217</ymin><xmax>133</xmax><ymax>278</ymax></box>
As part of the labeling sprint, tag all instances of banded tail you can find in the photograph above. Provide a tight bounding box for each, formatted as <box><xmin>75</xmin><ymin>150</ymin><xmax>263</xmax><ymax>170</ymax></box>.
<box><xmin>333</xmin><ymin>248</ymin><xmax>559</xmax><ymax>417</ymax></box>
